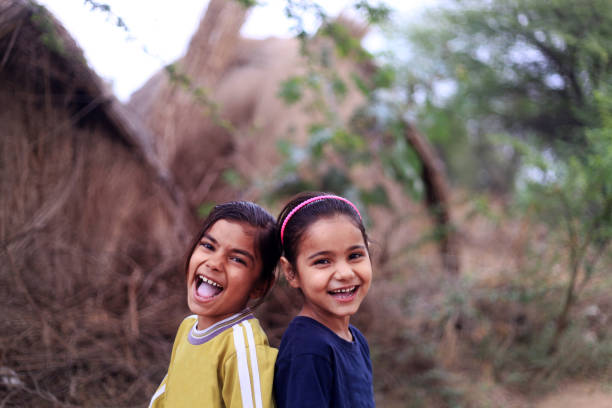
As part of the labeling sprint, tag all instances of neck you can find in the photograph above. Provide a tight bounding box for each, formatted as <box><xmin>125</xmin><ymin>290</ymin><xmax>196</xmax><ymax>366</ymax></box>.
<box><xmin>298</xmin><ymin>308</ymin><xmax>353</xmax><ymax>342</ymax></box>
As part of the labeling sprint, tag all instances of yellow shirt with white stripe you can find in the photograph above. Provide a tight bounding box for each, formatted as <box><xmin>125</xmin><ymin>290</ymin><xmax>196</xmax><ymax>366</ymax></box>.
<box><xmin>149</xmin><ymin>310</ymin><xmax>277</xmax><ymax>408</ymax></box>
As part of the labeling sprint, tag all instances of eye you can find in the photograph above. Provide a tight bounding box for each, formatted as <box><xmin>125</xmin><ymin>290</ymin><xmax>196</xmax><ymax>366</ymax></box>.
<box><xmin>348</xmin><ymin>251</ymin><xmax>365</xmax><ymax>261</ymax></box>
<box><xmin>200</xmin><ymin>242</ymin><xmax>214</xmax><ymax>251</ymax></box>
<box><xmin>230</xmin><ymin>256</ymin><xmax>247</xmax><ymax>266</ymax></box>
<box><xmin>313</xmin><ymin>258</ymin><xmax>331</xmax><ymax>266</ymax></box>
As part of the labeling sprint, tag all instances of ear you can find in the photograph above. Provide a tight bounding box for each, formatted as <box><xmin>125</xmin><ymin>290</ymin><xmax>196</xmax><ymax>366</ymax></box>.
<box><xmin>280</xmin><ymin>256</ymin><xmax>300</xmax><ymax>289</ymax></box>
<box><xmin>250</xmin><ymin>273</ymin><xmax>276</xmax><ymax>300</ymax></box>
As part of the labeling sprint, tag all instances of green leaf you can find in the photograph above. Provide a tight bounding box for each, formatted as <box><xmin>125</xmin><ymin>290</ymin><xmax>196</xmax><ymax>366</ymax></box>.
<box><xmin>278</xmin><ymin>77</ymin><xmax>304</xmax><ymax>105</ymax></box>
<box><xmin>373</xmin><ymin>65</ymin><xmax>395</xmax><ymax>89</ymax></box>
<box><xmin>331</xmin><ymin>76</ymin><xmax>348</xmax><ymax>100</ymax></box>
<box><xmin>359</xmin><ymin>185</ymin><xmax>390</xmax><ymax>207</ymax></box>
<box><xmin>233</xmin><ymin>0</ymin><xmax>258</xmax><ymax>8</ymax></box>
<box><xmin>351</xmin><ymin>73</ymin><xmax>371</xmax><ymax>96</ymax></box>
<box><xmin>321</xmin><ymin>167</ymin><xmax>351</xmax><ymax>192</ymax></box>
<box><xmin>354</xmin><ymin>1</ymin><xmax>391</xmax><ymax>25</ymax></box>
<box><xmin>197</xmin><ymin>202</ymin><xmax>216</xmax><ymax>219</ymax></box>
<box><xmin>222</xmin><ymin>169</ymin><xmax>244</xmax><ymax>187</ymax></box>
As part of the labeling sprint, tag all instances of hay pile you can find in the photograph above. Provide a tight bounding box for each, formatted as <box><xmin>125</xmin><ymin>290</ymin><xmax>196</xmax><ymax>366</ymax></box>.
<box><xmin>0</xmin><ymin>1</ymin><xmax>192</xmax><ymax>405</ymax></box>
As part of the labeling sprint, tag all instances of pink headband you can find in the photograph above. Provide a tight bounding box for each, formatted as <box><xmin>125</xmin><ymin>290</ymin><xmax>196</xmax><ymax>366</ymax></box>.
<box><xmin>280</xmin><ymin>195</ymin><xmax>362</xmax><ymax>244</ymax></box>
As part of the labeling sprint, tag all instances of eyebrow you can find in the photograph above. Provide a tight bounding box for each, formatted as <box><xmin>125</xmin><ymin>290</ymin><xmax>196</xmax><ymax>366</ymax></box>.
<box><xmin>203</xmin><ymin>233</ymin><xmax>218</xmax><ymax>245</ymax></box>
<box><xmin>306</xmin><ymin>245</ymin><xmax>366</xmax><ymax>260</ymax></box>
<box><xmin>203</xmin><ymin>233</ymin><xmax>256</xmax><ymax>263</ymax></box>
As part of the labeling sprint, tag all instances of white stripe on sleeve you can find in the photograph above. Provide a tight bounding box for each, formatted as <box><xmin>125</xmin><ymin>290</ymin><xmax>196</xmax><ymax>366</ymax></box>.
<box><xmin>242</xmin><ymin>321</ymin><xmax>263</xmax><ymax>408</ymax></box>
<box><xmin>148</xmin><ymin>381</ymin><xmax>166</xmax><ymax>408</ymax></box>
<box><xmin>233</xmin><ymin>324</ymin><xmax>254</xmax><ymax>408</ymax></box>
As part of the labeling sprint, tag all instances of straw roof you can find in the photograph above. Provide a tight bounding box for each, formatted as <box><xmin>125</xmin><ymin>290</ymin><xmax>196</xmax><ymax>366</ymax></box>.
<box><xmin>0</xmin><ymin>0</ymin><xmax>179</xmax><ymax>196</ymax></box>
<box><xmin>1</xmin><ymin>1</ymin><xmax>192</xmax><ymax>405</ymax></box>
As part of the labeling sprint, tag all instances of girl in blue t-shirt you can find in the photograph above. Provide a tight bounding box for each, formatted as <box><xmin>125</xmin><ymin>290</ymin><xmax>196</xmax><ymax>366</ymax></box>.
<box><xmin>274</xmin><ymin>192</ymin><xmax>375</xmax><ymax>408</ymax></box>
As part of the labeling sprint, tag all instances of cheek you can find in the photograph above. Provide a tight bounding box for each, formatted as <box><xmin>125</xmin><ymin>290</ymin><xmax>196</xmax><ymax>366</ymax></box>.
<box><xmin>362</xmin><ymin>266</ymin><xmax>373</xmax><ymax>285</ymax></box>
<box><xmin>302</xmin><ymin>273</ymin><xmax>328</xmax><ymax>291</ymax></box>
<box><xmin>186</xmin><ymin>252</ymin><xmax>199</xmax><ymax>278</ymax></box>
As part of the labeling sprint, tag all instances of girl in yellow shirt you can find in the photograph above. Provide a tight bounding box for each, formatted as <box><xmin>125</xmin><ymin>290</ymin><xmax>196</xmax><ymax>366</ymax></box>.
<box><xmin>149</xmin><ymin>201</ymin><xmax>281</xmax><ymax>408</ymax></box>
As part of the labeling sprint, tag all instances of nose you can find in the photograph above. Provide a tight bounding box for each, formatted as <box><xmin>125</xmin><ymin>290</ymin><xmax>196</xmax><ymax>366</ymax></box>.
<box><xmin>205</xmin><ymin>251</ymin><xmax>223</xmax><ymax>271</ymax></box>
<box><xmin>333</xmin><ymin>261</ymin><xmax>355</xmax><ymax>280</ymax></box>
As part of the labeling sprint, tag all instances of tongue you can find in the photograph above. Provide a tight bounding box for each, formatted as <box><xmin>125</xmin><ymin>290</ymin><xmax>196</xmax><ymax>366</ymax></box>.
<box><xmin>197</xmin><ymin>281</ymin><xmax>222</xmax><ymax>298</ymax></box>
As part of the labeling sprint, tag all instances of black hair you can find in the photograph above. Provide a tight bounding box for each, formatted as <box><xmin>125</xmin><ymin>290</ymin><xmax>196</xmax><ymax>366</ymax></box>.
<box><xmin>277</xmin><ymin>191</ymin><xmax>369</xmax><ymax>270</ymax></box>
<box><xmin>185</xmin><ymin>201</ymin><xmax>281</xmax><ymax>300</ymax></box>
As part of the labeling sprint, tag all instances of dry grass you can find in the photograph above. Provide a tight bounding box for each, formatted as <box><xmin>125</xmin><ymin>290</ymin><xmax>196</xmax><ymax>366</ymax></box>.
<box><xmin>1</xmin><ymin>6</ymin><xmax>191</xmax><ymax>404</ymax></box>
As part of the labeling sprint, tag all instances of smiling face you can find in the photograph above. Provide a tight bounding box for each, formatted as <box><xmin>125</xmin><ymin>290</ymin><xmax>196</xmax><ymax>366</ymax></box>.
<box><xmin>186</xmin><ymin>219</ymin><xmax>265</xmax><ymax>330</ymax></box>
<box><xmin>282</xmin><ymin>215</ymin><xmax>372</xmax><ymax>339</ymax></box>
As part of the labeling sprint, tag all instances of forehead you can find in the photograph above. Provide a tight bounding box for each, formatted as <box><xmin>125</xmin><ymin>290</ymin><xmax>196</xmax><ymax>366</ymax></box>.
<box><xmin>299</xmin><ymin>215</ymin><xmax>364</xmax><ymax>250</ymax></box>
<box><xmin>207</xmin><ymin>219</ymin><xmax>257</xmax><ymax>250</ymax></box>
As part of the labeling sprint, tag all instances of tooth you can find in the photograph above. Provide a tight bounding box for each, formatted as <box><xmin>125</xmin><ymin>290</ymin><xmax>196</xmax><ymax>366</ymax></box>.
<box><xmin>198</xmin><ymin>275</ymin><xmax>221</xmax><ymax>288</ymax></box>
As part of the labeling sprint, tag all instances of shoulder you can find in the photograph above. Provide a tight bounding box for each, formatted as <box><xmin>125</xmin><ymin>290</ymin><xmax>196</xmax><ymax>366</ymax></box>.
<box><xmin>225</xmin><ymin>317</ymin><xmax>273</xmax><ymax>348</ymax></box>
<box><xmin>350</xmin><ymin>325</ymin><xmax>371</xmax><ymax>354</ymax></box>
<box><xmin>223</xmin><ymin>318</ymin><xmax>277</xmax><ymax>361</ymax></box>
<box><xmin>179</xmin><ymin>314</ymin><xmax>198</xmax><ymax>329</ymax></box>
<box><xmin>277</xmin><ymin>317</ymin><xmax>336</xmax><ymax>359</ymax></box>
<box><xmin>349</xmin><ymin>325</ymin><xmax>368</xmax><ymax>344</ymax></box>
<box><xmin>171</xmin><ymin>315</ymin><xmax>197</xmax><ymax>341</ymax></box>
<box><xmin>239</xmin><ymin>318</ymin><xmax>272</xmax><ymax>345</ymax></box>
<box><xmin>282</xmin><ymin>317</ymin><xmax>333</xmax><ymax>344</ymax></box>
<box><xmin>221</xmin><ymin>319</ymin><xmax>277</xmax><ymax>380</ymax></box>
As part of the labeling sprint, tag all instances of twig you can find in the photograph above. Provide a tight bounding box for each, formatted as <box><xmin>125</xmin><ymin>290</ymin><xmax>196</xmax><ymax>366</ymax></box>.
<box><xmin>0</xmin><ymin>17</ymin><xmax>22</xmax><ymax>70</ymax></box>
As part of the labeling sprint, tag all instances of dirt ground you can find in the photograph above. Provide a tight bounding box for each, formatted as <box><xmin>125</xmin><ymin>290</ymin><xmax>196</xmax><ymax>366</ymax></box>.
<box><xmin>534</xmin><ymin>382</ymin><xmax>612</xmax><ymax>408</ymax></box>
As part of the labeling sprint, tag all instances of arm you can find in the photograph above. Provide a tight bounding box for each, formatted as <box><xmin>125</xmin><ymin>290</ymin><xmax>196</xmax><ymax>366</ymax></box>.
<box><xmin>148</xmin><ymin>316</ymin><xmax>195</xmax><ymax>408</ymax></box>
<box><xmin>147</xmin><ymin>374</ymin><xmax>167</xmax><ymax>408</ymax></box>
<box><xmin>274</xmin><ymin>354</ymin><xmax>333</xmax><ymax>408</ymax></box>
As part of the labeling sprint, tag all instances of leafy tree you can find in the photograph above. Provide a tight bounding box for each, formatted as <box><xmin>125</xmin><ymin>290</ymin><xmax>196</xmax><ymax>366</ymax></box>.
<box><xmin>392</xmin><ymin>0</ymin><xmax>612</xmax><ymax>191</ymax></box>
<box><xmin>514</xmin><ymin>89</ymin><xmax>612</xmax><ymax>353</ymax></box>
<box><xmin>388</xmin><ymin>0</ymin><xmax>612</xmax><ymax>352</ymax></box>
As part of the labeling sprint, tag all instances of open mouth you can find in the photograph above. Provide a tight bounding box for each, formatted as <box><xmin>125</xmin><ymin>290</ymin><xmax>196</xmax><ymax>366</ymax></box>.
<box><xmin>328</xmin><ymin>286</ymin><xmax>358</xmax><ymax>299</ymax></box>
<box><xmin>195</xmin><ymin>274</ymin><xmax>224</xmax><ymax>299</ymax></box>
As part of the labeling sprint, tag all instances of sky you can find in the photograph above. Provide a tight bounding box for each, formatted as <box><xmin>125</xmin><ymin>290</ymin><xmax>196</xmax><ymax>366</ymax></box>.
<box><xmin>38</xmin><ymin>1</ymin><xmax>430</xmax><ymax>101</ymax></box>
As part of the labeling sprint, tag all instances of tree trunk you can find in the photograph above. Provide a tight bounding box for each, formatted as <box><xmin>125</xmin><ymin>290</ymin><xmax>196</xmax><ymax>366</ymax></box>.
<box><xmin>403</xmin><ymin>121</ymin><xmax>461</xmax><ymax>275</ymax></box>
<box><xmin>133</xmin><ymin>0</ymin><xmax>251</xmax><ymax>208</ymax></box>
<box><xmin>182</xmin><ymin>0</ymin><xmax>249</xmax><ymax>81</ymax></box>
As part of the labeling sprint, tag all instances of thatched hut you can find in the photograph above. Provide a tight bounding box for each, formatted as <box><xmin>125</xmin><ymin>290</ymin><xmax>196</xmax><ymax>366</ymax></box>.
<box><xmin>0</xmin><ymin>0</ymin><xmax>192</xmax><ymax>405</ymax></box>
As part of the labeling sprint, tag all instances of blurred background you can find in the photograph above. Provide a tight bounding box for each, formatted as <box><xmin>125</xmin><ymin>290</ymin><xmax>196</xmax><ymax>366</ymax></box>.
<box><xmin>1</xmin><ymin>0</ymin><xmax>611</xmax><ymax>406</ymax></box>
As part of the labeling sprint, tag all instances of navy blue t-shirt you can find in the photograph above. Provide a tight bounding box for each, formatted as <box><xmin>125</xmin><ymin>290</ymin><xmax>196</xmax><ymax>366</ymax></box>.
<box><xmin>274</xmin><ymin>316</ymin><xmax>375</xmax><ymax>408</ymax></box>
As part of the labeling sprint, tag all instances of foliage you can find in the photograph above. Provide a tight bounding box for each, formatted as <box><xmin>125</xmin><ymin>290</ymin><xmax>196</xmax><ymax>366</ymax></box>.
<box><xmin>513</xmin><ymin>88</ymin><xmax>612</xmax><ymax>352</ymax></box>
<box><xmin>460</xmin><ymin>273</ymin><xmax>612</xmax><ymax>394</ymax></box>
<box><xmin>392</xmin><ymin>0</ymin><xmax>612</xmax><ymax>192</ymax></box>
<box><xmin>83</xmin><ymin>0</ymin><xmax>129</xmax><ymax>32</ymax></box>
<box><xmin>268</xmin><ymin>0</ymin><xmax>436</xmax><ymax>230</ymax></box>
<box><xmin>31</xmin><ymin>5</ymin><xmax>66</xmax><ymax>55</ymax></box>
<box><xmin>270</xmin><ymin>2</ymin><xmax>398</xmax><ymax>213</ymax></box>
<box><xmin>164</xmin><ymin>63</ymin><xmax>236</xmax><ymax>132</ymax></box>
<box><xmin>235</xmin><ymin>0</ymin><xmax>258</xmax><ymax>8</ymax></box>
